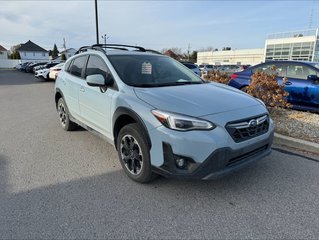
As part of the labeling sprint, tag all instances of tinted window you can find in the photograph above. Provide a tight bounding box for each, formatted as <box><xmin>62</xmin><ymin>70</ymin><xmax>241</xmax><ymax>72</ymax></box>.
<box><xmin>286</xmin><ymin>64</ymin><xmax>317</xmax><ymax>80</ymax></box>
<box><xmin>85</xmin><ymin>55</ymin><xmax>110</xmax><ymax>78</ymax></box>
<box><xmin>69</xmin><ymin>56</ymin><xmax>87</xmax><ymax>78</ymax></box>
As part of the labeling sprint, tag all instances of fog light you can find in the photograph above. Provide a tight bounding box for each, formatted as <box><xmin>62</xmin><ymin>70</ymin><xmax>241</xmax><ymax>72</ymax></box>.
<box><xmin>175</xmin><ymin>158</ymin><xmax>186</xmax><ymax>169</ymax></box>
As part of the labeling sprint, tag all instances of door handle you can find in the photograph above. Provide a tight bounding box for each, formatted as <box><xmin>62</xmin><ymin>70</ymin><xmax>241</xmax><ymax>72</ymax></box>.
<box><xmin>80</xmin><ymin>86</ymin><xmax>85</xmax><ymax>92</ymax></box>
<box><xmin>285</xmin><ymin>81</ymin><xmax>292</xmax><ymax>86</ymax></box>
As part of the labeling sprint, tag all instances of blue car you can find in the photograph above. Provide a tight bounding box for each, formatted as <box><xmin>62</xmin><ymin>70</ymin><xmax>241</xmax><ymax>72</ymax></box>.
<box><xmin>229</xmin><ymin>61</ymin><xmax>319</xmax><ymax>112</ymax></box>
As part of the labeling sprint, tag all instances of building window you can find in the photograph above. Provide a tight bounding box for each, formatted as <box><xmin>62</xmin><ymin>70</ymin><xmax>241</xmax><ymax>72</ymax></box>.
<box><xmin>33</xmin><ymin>52</ymin><xmax>35</xmax><ymax>56</ymax></box>
<box><xmin>42</xmin><ymin>52</ymin><xmax>45</xmax><ymax>57</ymax></box>
<box><xmin>24</xmin><ymin>52</ymin><xmax>26</xmax><ymax>56</ymax></box>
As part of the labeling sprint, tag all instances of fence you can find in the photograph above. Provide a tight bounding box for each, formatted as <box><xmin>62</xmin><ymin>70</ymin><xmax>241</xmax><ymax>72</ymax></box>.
<box><xmin>0</xmin><ymin>59</ymin><xmax>20</xmax><ymax>69</ymax></box>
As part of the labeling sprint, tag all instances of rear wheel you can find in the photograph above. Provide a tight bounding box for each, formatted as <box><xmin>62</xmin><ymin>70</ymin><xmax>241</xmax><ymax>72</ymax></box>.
<box><xmin>117</xmin><ymin>123</ymin><xmax>156</xmax><ymax>183</ymax></box>
<box><xmin>57</xmin><ymin>98</ymin><xmax>77</xmax><ymax>131</ymax></box>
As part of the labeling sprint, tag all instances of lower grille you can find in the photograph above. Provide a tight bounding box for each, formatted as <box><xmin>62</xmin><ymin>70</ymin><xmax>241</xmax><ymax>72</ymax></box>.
<box><xmin>226</xmin><ymin>115</ymin><xmax>269</xmax><ymax>143</ymax></box>
<box><xmin>227</xmin><ymin>144</ymin><xmax>269</xmax><ymax>166</ymax></box>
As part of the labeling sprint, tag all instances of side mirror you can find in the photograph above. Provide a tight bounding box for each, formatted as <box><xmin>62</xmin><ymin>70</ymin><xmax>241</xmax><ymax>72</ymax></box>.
<box><xmin>86</xmin><ymin>74</ymin><xmax>105</xmax><ymax>87</ymax></box>
<box><xmin>307</xmin><ymin>75</ymin><xmax>319</xmax><ymax>82</ymax></box>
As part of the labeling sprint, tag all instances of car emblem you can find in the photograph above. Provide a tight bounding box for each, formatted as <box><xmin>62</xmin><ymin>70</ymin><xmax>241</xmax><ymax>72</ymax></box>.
<box><xmin>248</xmin><ymin>119</ymin><xmax>257</xmax><ymax>128</ymax></box>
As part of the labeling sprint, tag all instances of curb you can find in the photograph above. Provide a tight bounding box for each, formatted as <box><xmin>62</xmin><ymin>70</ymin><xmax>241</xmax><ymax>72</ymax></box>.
<box><xmin>274</xmin><ymin>133</ymin><xmax>319</xmax><ymax>154</ymax></box>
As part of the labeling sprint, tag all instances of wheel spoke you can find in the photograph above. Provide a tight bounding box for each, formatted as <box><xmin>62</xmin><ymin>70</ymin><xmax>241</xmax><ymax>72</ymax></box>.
<box><xmin>120</xmin><ymin>134</ymin><xmax>144</xmax><ymax>176</ymax></box>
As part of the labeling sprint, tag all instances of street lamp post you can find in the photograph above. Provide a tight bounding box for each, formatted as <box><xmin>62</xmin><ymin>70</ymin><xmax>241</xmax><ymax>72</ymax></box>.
<box><xmin>95</xmin><ymin>0</ymin><xmax>99</xmax><ymax>44</ymax></box>
<box><xmin>101</xmin><ymin>34</ymin><xmax>109</xmax><ymax>45</ymax></box>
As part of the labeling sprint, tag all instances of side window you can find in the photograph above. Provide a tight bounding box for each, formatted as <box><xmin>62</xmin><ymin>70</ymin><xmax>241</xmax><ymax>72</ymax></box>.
<box><xmin>252</xmin><ymin>64</ymin><xmax>273</xmax><ymax>74</ymax></box>
<box><xmin>286</xmin><ymin>64</ymin><xmax>317</xmax><ymax>80</ymax></box>
<box><xmin>85</xmin><ymin>55</ymin><xmax>111</xmax><ymax>79</ymax></box>
<box><xmin>252</xmin><ymin>63</ymin><xmax>286</xmax><ymax>76</ymax></box>
<box><xmin>69</xmin><ymin>56</ymin><xmax>87</xmax><ymax>78</ymax></box>
<box><xmin>64</xmin><ymin>60</ymin><xmax>71</xmax><ymax>72</ymax></box>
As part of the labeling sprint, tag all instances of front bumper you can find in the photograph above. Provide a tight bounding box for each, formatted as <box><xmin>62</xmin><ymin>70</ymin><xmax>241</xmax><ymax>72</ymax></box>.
<box><xmin>153</xmin><ymin>130</ymin><xmax>274</xmax><ymax>180</ymax></box>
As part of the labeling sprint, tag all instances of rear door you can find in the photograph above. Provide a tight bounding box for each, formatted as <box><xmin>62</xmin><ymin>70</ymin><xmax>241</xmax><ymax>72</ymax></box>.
<box><xmin>78</xmin><ymin>54</ymin><xmax>116</xmax><ymax>138</ymax></box>
<box><xmin>285</xmin><ymin>63</ymin><xmax>319</xmax><ymax>108</ymax></box>
<box><xmin>64</xmin><ymin>55</ymin><xmax>88</xmax><ymax>119</ymax></box>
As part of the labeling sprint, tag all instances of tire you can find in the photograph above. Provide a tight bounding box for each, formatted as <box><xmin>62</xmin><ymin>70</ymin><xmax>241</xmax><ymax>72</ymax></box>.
<box><xmin>57</xmin><ymin>98</ymin><xmax>77</xmax><ymax>131</ymax></box>
<box><xmin>117</xmin><ymin>123</ymin><xmax>156</xmax><ymax>183</ymax></box>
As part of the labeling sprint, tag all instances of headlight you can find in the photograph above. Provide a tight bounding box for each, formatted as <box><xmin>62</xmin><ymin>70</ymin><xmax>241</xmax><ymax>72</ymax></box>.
<box><xmin>152</xmin><ymin>110</ymin><xmax>215</xmax><ymax>131</ymax></box>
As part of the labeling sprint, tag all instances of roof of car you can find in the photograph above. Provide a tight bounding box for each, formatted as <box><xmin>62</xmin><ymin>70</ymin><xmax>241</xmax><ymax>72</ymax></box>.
<box><xmin>264</xmin><ymin>60</ymin><xmax>319</xmax><ymax>65</ymax></box>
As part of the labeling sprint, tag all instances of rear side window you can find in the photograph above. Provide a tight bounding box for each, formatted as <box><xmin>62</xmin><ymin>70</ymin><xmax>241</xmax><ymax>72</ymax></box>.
<box><xmin>64</xmin><ymin>60</ymin><xmax>71</xmax><ymax>71</ymax></box>
<box><xmin>252</xmin><ymin>63</ymin><xmax>286</xmax><ymax>77</ymax></box>
<box><xmin>69</xmin><ymin>56</ymin><xmax>87</xmax><ymax>78</ymax></box>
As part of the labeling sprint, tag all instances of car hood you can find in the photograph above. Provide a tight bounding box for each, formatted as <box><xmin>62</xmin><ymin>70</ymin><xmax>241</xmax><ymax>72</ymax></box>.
<box><xmin>134</xmin><ymin>83</ymin><xmax>262</xmax><ymax>117</ymax></box>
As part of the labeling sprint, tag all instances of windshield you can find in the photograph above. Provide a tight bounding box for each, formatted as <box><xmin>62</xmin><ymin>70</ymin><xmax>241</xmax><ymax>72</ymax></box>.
<box><xmin>108</xmin><ymin>55</ymin><xmax>203</xmax><ymax>87</ymax></box>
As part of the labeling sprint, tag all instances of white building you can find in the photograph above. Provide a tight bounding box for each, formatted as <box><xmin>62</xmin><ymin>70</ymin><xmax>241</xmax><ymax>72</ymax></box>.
<box><xmin>61</xmin><ymin>48</ymin><xmax>77</xmax><ymax>59</ymax></box>
<box><xmin>265</xmin><ymin>29</ymin><xmax>319</xmax><ymax>62</ymax></box>
<box><xmin>0</xmin><ymin>45</ymin><xmax>8</xmax><ymax>59</ymax></box>
<box><xmin>16</xmin><ymin>40</ymin><xmax>49</xmax><ymax>62</ymax></box>
<box><xmin>197</xmin><ymin>48</ymin><xmax>264</xmax><ymax>66</ymax></box>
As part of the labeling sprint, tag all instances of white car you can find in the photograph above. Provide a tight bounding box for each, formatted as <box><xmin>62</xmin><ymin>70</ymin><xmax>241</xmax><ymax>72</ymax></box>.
<box><xmin>35</xmin><ymin>68</ymin><xmax>50</xmax><ymax>80</ymax></box>
<box><xmin>34</xmin><ymin>62</ymin><xmax>59</xmax><ymax>80</ymax></box>
<box><xmin>49</xmin><ymin>63</ymin><xmax>64</xmax><ymax>80</ymax></box>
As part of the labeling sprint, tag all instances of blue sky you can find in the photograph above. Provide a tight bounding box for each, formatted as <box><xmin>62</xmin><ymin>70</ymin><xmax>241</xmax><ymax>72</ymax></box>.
<box><xmin>0</xmin><ymin>0</ymin><xmax>318</xmax><ymax>52</ymax></box>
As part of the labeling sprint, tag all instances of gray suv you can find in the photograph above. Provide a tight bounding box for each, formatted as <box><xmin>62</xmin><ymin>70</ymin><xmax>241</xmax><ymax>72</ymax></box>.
<box><xmin>55</xmin><ymin>44</ymin><xmax>274</xmax><ymax>183</ymax></box>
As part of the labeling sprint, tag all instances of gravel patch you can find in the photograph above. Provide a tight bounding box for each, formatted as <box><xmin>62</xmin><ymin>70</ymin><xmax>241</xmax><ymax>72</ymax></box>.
<box><xmin>271</xmin><ymin>109</ymin><xmax>319</xmax><ymax>144</ymax></box>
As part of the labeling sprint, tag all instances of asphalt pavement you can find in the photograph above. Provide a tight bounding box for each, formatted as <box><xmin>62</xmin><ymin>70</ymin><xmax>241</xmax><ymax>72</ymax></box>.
<box><xmin>0</xmin><ymin>70</ymin><xmax>318</xmax><ymax>239</ymax></box>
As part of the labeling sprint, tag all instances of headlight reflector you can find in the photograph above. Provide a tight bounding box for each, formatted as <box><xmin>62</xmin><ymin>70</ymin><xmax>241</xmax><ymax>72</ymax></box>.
<box><xmin>152</xmin><ymin>110</ymin><xmax>215</xmax><ymax>131</ymax></box>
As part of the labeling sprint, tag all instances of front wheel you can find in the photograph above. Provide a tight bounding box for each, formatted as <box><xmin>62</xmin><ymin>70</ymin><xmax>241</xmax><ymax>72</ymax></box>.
<box><xmin>117</xmin><ymin>123</ymin><xmax>156</xmax><ymax>183</ymax></box>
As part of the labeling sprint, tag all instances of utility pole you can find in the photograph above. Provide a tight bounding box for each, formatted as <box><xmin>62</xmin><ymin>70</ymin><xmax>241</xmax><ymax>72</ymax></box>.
<box><xmin>95</xmin><ymin>0</ymin><xmax>99</xmax><ymax>44</ymax></box>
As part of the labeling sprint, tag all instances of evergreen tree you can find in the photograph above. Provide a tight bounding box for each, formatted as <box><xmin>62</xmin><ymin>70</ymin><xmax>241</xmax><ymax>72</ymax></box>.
<box><xmin>52</xmin><ymin>44</ymin><xmax>59</xmax><ymax>58</ymax></box>
<box><xmin>61</xmin><ymin>53</ymin><xmax>66</xmax><ymax>61</ymax></box>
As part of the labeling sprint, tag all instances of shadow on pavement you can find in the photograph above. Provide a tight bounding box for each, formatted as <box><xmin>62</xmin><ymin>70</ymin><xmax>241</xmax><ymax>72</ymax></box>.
<box><xmin>0</xmin><ymin>152</ymin><xmax>318</xmax><ymax>239</ymax></box>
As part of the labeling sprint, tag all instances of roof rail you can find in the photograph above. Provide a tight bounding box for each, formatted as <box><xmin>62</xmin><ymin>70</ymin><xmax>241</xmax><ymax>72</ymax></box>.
<box><xmin>75</xmin><ymin>44</ymin><xmax>161</xmax><ymax>55</ymax></box>
<box><xmin>92</xmin><ymin>44</ymin><xmax>146</xmax><ymax>52</ymax></box>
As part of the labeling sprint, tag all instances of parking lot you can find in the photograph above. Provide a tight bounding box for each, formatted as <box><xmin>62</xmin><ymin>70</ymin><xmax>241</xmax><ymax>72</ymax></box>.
<box><xmin>0</xmin><ymin>70</ymin><xmax>319</xmax><ymax>239</ymax></box>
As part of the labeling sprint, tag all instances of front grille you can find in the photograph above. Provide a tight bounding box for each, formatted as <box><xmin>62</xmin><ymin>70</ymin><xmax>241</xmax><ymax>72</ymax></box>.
<box><xmin>226</xmin><ymin>144</ymin><xmax>269</xmax><ymax>166</ymax></box>
<box><xmin>226</xmin><ymin>115</ymin><xmax>269</xmax><ymax>143</ymax></box>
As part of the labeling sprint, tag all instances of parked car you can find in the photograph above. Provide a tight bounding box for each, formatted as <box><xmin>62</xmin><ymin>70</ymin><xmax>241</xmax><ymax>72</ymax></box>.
<box><xmin>26</xmin><ymin>62</ymin><xmax>48</xmax><ymax>73</ymax></box>
<box><xmin>20</xmin><ymin>62</ymin><xmax>32</xmax><ymax>72</ymax></box>
<box><xmin>15</xmin><ymin>63</ymin><xmax>22</xmax><ymax>70</ymax></box>
<box><xmin>55</xmin><ymin>44</ymin><xmax>274</xmax><ymax>183</ymax></box>
<box><xmin>49</xmin><ymin>63</ymin><xmax>64</xmax><ymax>80</ymax></box>
<box><xmin>180</xmin><ymin>62</ymin><xmax>201</xmax><ymax>75</ymax></box>
<box><xmin>198</xmin><ymin>64</ymin><xmax>215</xmax><ymax>75</ymax></box>
<box><xmin>229</xmin><ymin>60</ymin><xmax>319</xmax><ymax>112</ymax></box>
<box><xmin>35</xmin><ymin>62</ymin><xmax>59</xmax><ymax>80</ymax></box>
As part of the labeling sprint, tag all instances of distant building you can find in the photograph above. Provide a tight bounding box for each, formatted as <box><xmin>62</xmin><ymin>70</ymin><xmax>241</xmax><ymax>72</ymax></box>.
<box><xmin>197</xmin><ymin>48</ymin><xmax>264</xmax><ymax>66</ymax></box>
<box><xmin>163</xmin><ymin>49</ymin><xmax>179</xmax><ymax>60</ymax></box>
<box><xmin>265</xmin><ymin>29</ymin><xmax>319</xmax><ymax>62</ymax></box>
<box><xmin>60</xmin><ymin>48</ymin><xmax>77</xmax><ymax>59</ymax></box>
<box><xmin>16</xmin><ymin>40</ymin><xmax>49</xmax><ymax>62</ymax></box>
<box><xmin>197</xmin><ymin>28</ymin><xmax>319</xmax><ymax>66</ymax></box>
<box><xmin>0</xmin><ymin>45</ymin><xmax>8</xmax><ymax>59</ymax></box>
